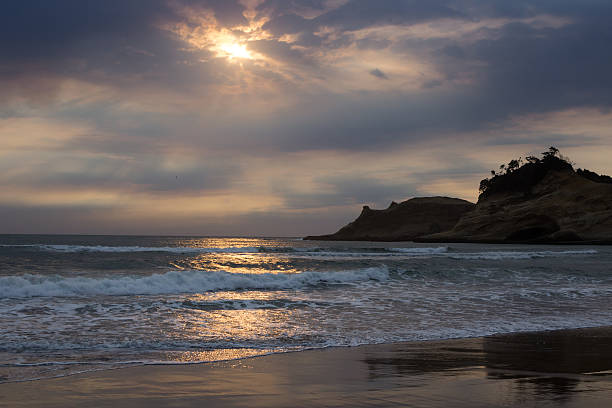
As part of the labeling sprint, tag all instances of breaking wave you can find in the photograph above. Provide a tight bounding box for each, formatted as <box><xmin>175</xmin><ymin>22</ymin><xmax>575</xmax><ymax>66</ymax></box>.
<box><xmin>0</xmin><ymin>267</ymin><xmax>389</xmax><ymax>298</ymax></box>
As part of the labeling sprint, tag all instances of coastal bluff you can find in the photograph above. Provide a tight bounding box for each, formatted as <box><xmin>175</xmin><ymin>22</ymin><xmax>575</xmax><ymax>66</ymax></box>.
<box><xmin>419</xmin><ymin>168</ymin><xmax>612</xmax><ymax>244</ymax></box>
<box><xmin>303</xmin><ymin>197</ymin><xmax>475</xmax><ymax>241</ymax></box>
<box><xmin>305</xmin><ymin>148</ymin><xmax>612</xmax><ymax>243</ymax></box>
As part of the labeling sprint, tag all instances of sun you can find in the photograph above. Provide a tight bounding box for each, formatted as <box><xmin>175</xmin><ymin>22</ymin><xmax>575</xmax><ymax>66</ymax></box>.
<box><xmin>220</xmin><ymin>42</ymin><xmax>252</xmax><ymax>60</ymax></box>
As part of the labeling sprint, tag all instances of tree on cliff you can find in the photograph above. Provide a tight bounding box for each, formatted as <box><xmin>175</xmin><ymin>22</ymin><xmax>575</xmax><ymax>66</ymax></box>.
<box><xmin>478</xmin><ymin>147</ymin><xmax>573</xmax><ymax>199</ymax></box>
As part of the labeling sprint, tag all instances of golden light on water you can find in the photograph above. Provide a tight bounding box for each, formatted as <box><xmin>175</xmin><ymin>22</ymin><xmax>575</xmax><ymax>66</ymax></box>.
<box><xmin>163</xmin><ymin>348</ymin><xmax>275</xmax><ymax>364</ymax></box>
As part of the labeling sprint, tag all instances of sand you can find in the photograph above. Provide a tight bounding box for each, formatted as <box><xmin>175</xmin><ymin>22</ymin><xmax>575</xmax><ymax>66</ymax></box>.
<box><xmin>1</xmin><ymin>326</ymin><xmax>611</xmax><ymax>407</ymax></box>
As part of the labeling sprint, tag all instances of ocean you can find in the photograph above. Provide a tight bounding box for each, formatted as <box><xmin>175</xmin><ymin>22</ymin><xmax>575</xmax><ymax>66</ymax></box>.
<box><xmin>1</xmin><ymin>235</ymin><xmax>611</xmax><ymax>383</ymax></box>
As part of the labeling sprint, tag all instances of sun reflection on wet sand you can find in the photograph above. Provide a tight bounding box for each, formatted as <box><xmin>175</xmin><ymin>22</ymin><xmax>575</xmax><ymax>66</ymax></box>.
<box><xmin>160</xmin><ymin>348</ymin><xmax>276</xmax><ymax>364</ymax></box>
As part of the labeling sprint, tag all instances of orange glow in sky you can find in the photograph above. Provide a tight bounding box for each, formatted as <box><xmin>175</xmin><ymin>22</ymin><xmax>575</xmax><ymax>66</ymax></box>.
<box><xmin>220</xmin><ymin>42</ymin><xmax>252</xmax><ymax>60</ymax></box>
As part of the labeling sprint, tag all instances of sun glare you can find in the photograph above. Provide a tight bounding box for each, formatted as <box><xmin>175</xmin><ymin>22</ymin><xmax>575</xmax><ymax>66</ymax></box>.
<box><xmin>220</xmin><ymin>42</ymin><xmax>252</xmax><ymax>60</ymax></box>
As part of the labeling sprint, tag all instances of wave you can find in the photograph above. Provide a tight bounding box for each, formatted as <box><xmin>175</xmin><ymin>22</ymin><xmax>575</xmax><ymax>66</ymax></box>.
<box><xmin>389</xmin><ymin>247</ymin><xmax>449</xmax><ymax>254</ymax></box>
<box><xmin>1</xmin><ymin>243</ymin><xmax>451</xmax><ymax>255</ymax></box>
<box><xmin>448</xmin><ymin>249</ymin><xmax>598</xmax><ymax>260</ymax></box>
<box><xmin>0</xmin><ymin>244</ymin><xmax>262</xmax><ymax>254</ymax></box>
<box><xmin>0</xmin><ymin>267</ymin><xmax>389</xmax><ymax>298</ymax></box>
<box><xmin>0</xmin><ymin>244</ymin><xmax>598</xmax><ymax>261</ymax></box>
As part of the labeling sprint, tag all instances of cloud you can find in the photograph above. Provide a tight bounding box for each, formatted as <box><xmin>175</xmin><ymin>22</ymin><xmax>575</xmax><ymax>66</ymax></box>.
<box><xmin>0</xmin><ymin>151</ymin><xmax>240</xmax><ymax>194</ymax></box>
<box><xmin>313</xmin><ymin>0</ymin><xmax>463</xmax><ymax>31</ymax></box>
<box><xmin>369</xmin><ymin>68</ymin><xmax>389</xmax><ymax>79</ymax></box>
<box><xmin>277</xmin><ymin>174</ymin><xmax>417</xmax><ymax>210</ymax></box>
<box><xmin>2</xmin><ymin>0</ymin><xmax>612</xmax><ymax>234</ymax></box>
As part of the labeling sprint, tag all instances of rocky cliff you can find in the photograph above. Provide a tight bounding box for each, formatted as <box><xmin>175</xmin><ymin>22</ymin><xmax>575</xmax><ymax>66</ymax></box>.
<box><xmin>418</xmin><ymin>170</ymin><xmax>612</xmax><ymax>243</ymax></box>
<box><xmin>305</xmin><ymin>148</ymin><xmax>612</xmax><ymax>244</ymax></box>
<box><xmin>304</xmin><ymin>197</ymin><xmax>475</xmax><ymax>241</ymax></box>
<box><xmin>418</xmin><ymin>150</ymin><xmax>612</xmax><ymax>244</ymax></box>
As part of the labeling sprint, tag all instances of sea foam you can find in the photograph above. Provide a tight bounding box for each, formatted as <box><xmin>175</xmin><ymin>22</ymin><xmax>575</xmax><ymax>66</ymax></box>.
<box><xmin>448</xmin><ymin>249</ymin><xmax>598</xmax><ymax>260</ymax></box>
<box><xmin>389</xmin><ymin>247</ymin><xmax>449</xmax><ymax>254</ymax></box>
<box><xmin>0</xmin><ymin>267</ymin><xmax>389</xmax><ymax>298</ymax></box>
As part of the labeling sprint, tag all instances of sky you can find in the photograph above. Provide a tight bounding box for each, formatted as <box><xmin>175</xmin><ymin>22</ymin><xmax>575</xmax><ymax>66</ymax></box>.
<box><xmin>1</xmin><ymin>0</ymin><xmax>612</xmax><ymax>236</ymax></box>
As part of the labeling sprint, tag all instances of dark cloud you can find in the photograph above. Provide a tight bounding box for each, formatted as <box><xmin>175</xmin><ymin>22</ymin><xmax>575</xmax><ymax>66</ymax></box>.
<box><xmin>435</xmin><ymin>12</ymin><xmax>612</xmax><ymax>121</ymax></box>
<box><xmin>256</xmin><ymin>0</ymin><xmax>329</xmax><ymax>18</ymax></box>
<box><xmin>0</xmin><ymin>0</ymin><xmax>244</xmax><ymax>95</ymax></box>
<box><xmin>313</xmin><ymin>0</ymin><xmax>463</xmax><ymax>31</ymax></box>
<box><xmin>249</xmin><ymin>39</ymin><xmax>315</xmax><ymax>66</ymax></box>
<box><xmin>261</xmin><ymin>0</ymin><xmax>464</xmax><ymax>46</ymax></box>
<box><xmin>369</xmin><ymin>68</ymin><xmax>389</xmax><ymax>80</ymax></box>
<box><xmin>422</xmin><ymin>79</ymin><xmax>443</xmax><ymax>89</ymax></box>
<box><xmin>244</xmin><ymin>2</ymin><xmax>612</xmax><ymax>152</ymax></box>
<box><xmin>261</xmin><ymin>13</ymin><xmax>312</xmax><ymax>36</ymax></box>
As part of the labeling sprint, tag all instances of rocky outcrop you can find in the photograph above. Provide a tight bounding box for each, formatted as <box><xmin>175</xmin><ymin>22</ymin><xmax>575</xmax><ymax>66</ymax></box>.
<box><xmin>304</xmin><ymin>197</ymin><xmax>475</xmax><ymax>241</ymax></box>
<box><xmin>418</xmin><ymin>170</ymin><xmax>612</xmax><ymax>244</ymax></box>
<box><xmin>305</xmin><ymin>149</ymin><xmax>612</xmax><ymax>244</ymax></box>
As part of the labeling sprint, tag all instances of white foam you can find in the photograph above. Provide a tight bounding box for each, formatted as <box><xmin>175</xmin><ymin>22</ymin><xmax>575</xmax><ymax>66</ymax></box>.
<box><xmin>4</xmin><ymin>244</ymin><xmax>596</xmax><ymax>260</ymax></box>
<box><xmin>448</xmin><ymin>249</ymin><xmax>598</xmax><ymax>260</ymax></box>
<box><xmin>0</xmin><ymin>267</ymin><xmax>389</xmax><ymax>298</ymax></box>
<box><xmin>389</xmin><ymin>247</ymin><xmax>449</xmax><ymax>254</ymax></box>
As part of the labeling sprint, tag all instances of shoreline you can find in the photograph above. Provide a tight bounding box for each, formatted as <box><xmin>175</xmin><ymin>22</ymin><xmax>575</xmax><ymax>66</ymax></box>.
<box><xmin>2</xmin><ymin>326</ymin><xmax>612</xmax><ymax>407</ymax></box>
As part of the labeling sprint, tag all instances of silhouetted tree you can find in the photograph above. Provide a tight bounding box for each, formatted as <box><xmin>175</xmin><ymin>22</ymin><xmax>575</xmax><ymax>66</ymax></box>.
<box><xmin>507</xmin><ymin>159</ymin><xmax>520</xmax><ymax>173</ymax></box>
<box><xmin>478</xmin><ymin>147</ymin><xmax>573</xmax><ymax>200</ymax></box>
<box><xmin>542</xmin><ymin>146</ymin><xmax>560</xmax><ymax>159</ymax></box>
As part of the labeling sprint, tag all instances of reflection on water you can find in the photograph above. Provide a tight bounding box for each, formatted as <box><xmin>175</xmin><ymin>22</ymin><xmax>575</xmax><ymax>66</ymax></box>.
<box><xmin>483</xmin><ymin>329</ymin><xmax>612</xmax><ymax>374</ymax></box>
<box><xmin>363</xmin><ymin>328</ymin><xmax>612</xmax><ymax>406</ymax></box>
<box><xmin>180</xmin><ymin>253</ymin><xmax>302</xmax><ymax>275</ymax></box>
<box><xmin>159</xmin><ymin>348</ymin><xmax>276</xmax><ymax>364</ymax></box>
<box><xmin>515</xmin><ymin>377</ymin><xmax>582</xmax><ymax>404</ymax></box>
<box><xmin>171</xmin><ymin>290</ymin><xmax>312</xmax><ymax>346</ymax></box>
<box><xmin>363</xmin><ymin>340</ymin><xmax>485</xmax><ymax>379</ymax></box>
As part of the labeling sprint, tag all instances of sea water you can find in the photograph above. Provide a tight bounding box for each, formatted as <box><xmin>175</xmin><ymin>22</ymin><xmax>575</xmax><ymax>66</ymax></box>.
<box><xmin>1</xmin><ymin>235</ymin><xmax>611</xmax><ymax>382</ymax></box>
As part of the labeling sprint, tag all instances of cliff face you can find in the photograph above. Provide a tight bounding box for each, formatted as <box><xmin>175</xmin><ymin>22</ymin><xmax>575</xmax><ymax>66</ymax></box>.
<box><xmin>304</xmin><ymin>197</ymin><xmax>475</xmax><ymax>241</ymax></box>
<box><xmin>419</xmin><ymin>170</ymin><xmax>612</xmax><ymax>243</ymax></box>
<box><xmin>304</xmin><ymin>149</ymin><xmax>612</xmax><ymax>244</ymax></box>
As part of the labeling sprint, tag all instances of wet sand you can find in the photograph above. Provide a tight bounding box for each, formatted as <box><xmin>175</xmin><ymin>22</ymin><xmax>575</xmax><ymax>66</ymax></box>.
<box><xmin>1</xmin><ymin>326</ymin><xmax>611</xmax><ymax>407</ymax></box>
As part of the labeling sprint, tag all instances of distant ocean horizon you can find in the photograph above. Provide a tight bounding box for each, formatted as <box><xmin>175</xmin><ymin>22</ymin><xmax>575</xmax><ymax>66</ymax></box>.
<box><xmin>1</xmin><ymin>234</ymin><xmax>611</xmax><ymax>383</ymax></box>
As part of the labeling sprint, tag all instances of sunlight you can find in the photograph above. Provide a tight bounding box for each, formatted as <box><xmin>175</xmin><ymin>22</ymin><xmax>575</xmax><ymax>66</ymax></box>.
<box><xmin>220</xmin><ymin>42</ymin><xmax>252</xmax><ymax>60</ymax></box>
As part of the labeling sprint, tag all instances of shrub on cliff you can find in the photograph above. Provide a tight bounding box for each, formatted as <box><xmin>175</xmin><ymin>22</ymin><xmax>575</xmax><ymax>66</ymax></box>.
<box><xmin>478</xmin><ymin>147</ymin><xmax>574</xmax><ymax>200</ymax></box>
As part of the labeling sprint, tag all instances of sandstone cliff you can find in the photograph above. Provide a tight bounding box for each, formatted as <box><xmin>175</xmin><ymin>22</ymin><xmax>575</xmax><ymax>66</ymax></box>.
<box><xmin>418</xmin><ymin>149</ymin><xmax>612</xmax><ymax>244</ymax></box>
<box><xmin>304</xmin><ymin>197</ymin><xmax>475</xmax><ymax>241</ymax></box>
<box><xmin>305</xmin><ymin>148</ymin><xmax>612</xmax><ymax>243</ymax></box>
<box><xmin>418</xmin><ymin>170</ymin><xmax>612</xmax><ymax>243</ymax></box>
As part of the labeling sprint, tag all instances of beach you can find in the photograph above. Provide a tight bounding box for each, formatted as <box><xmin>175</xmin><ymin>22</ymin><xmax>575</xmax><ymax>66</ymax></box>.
<box><xmin>4</xmin><ymin>0</ymin><xmax>612</xmax><ymax>405</ymax></box>
<box><xmin>2</xmin><ymin>326</ymin><xmax>611</xmax><ymax>407</ymax></box>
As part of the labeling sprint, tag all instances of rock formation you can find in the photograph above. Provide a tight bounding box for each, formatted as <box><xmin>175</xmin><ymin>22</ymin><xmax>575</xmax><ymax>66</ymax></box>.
<box><xmin>304</xmin><ymin>197</ymin><xmax>475</xmax><ymax>241</ymax></box>
<box><xmin>419</xmin><ymin>165</ymin><xmax>612</xmax><ymax>244</ymax></box>
<box><xmin>305</xmin><ymin>148</ymin><xmax>612</xmax><ymax>243</ymax></box>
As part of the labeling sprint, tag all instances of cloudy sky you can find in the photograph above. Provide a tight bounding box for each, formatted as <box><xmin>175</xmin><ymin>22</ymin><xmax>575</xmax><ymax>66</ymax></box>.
<box><xmin>1</xmin><ymin>0</ymin><xmax>611</xmax><ymax>235</ymax></box>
